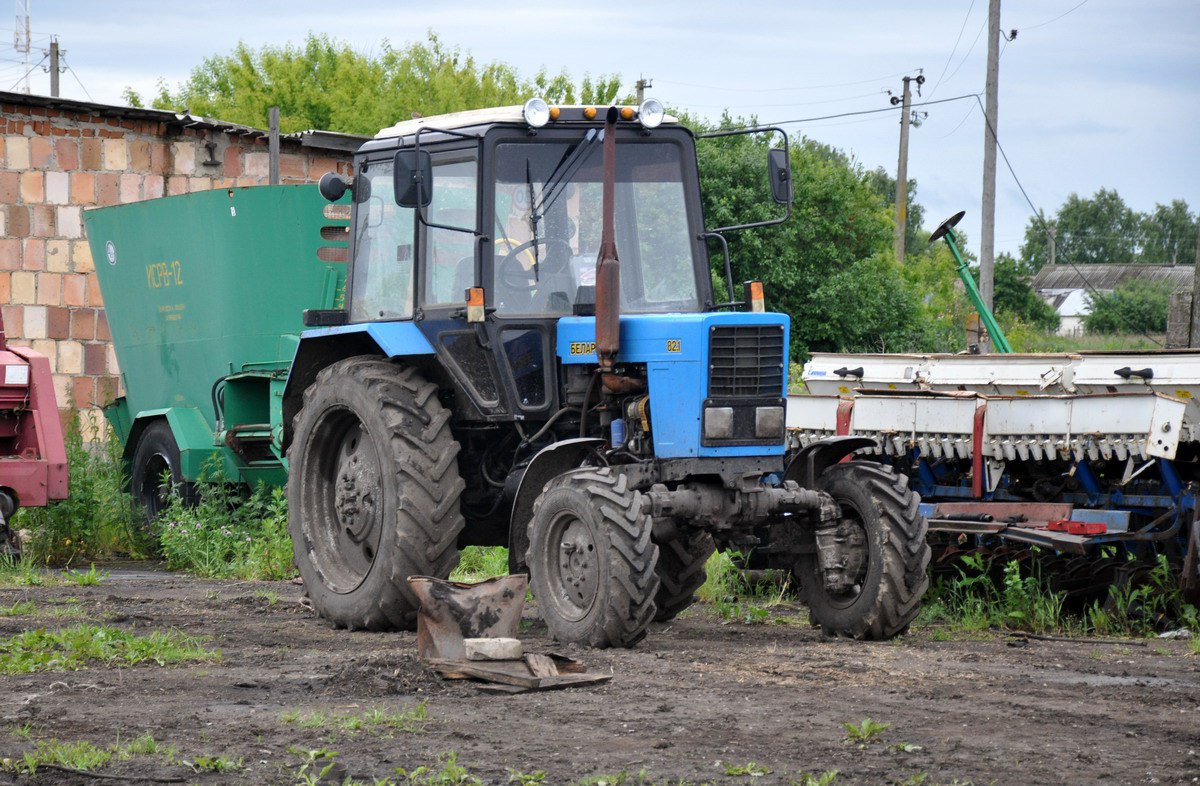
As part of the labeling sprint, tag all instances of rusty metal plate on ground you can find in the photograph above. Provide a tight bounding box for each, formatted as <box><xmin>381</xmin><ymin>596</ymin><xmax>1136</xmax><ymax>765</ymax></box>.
<box><xmin>408</xmin><ymin>574</ymin><xmax>527</xmax><ymax>661</ymax></box>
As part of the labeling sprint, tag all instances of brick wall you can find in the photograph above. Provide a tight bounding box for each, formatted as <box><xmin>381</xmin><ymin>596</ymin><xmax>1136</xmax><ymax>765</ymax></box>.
<box><xmin>0</xmin><ymin>100</ymin><xmax>354</xmax><ymax>435</ymax></box>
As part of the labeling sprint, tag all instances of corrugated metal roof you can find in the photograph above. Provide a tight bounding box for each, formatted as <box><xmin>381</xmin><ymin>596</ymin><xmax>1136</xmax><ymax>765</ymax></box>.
<box><xmin>1031</xmin><ymin>263</ymin><xmax>1194</xmax><ymax>292</ymax></box>
<box><xmin>0</xmin><ymin>90</ymin><xmax>368</xmax><ymax>153</ymax></box>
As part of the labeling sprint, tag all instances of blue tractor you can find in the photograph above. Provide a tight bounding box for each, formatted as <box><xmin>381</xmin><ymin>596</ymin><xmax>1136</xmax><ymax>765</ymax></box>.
<box><xmin>284</xmin><ymin>99</ymin><xmax>930</xmax><ymax>647</ymax></box>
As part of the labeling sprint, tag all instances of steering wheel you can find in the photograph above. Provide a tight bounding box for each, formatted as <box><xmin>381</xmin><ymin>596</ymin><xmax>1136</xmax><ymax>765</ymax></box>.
<box><xmin>496</xmin><ymin>237</ymin><xmax>574</xmax><ymax>291</ymax></box>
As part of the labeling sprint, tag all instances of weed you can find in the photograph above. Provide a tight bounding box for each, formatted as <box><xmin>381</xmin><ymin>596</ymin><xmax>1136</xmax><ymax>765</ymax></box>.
<box><xmin>697</xmin><ymin>550</ymin><xmax>795</xmax><ymax>624</ymax></box>
<box><xmin>724</xmin><ymin>761</ymin><xmax>770</xmax><ymax>776</ymax></box>
<box><xmin>290</xmin><ymin>747</ymin><xmax>342</xmax><ymax>786</ymax></box>
<box><xmin>186</xmin><ymin>753</ymin><xmax>241</xmax><ymax>772</ymax></box>
<box><xmin>791</xmin><ymin>772</ymin><xmax>839</xmax><ymax>786</ymax></box>
<box><xmin>843</xmin><ymin>718</ymin><xmax>890</xmax><ymax>745</ymax></box>
<box><xmin>158</xmin><ymin>467</ymin><xmax>295</xmax><ymax>581</ymax></box>
<box><xmin>1189</xmin><ymin>637</ymin><xmax>1200</xmax><ymax>655</ymax></box>
<box><xmin>571</xmin><ymin>771</ymin><xmax>709</xmax><ymax>786</ymax></box>
<box><xmin>889</xmin><ymin>742</ymin><xmax>924</xmax><ymax>753</ymax></box>
<box><xmin>8</xmin><ymin>723</ymin><xmax>32</xmax><ymax>740</ymax></box>
<box><xmin>0</xmin><ymin>600</ymin><xmax>35</xmax><ymax>616</ymax></box>
<box><xmin>64</xmin><ymin>564</ymin><xmax>108</xmax><ymax>586</ymax></box>
<box><xmin>451</xmin><ymin>546</ymin><xmax>510</xmax><ymax>582</ymax></box>
<box><xmin>897</xmin><ymin>775</ymin><xmax>928</xmax><ymax>786</ymax></box>
<box><xmin>395</xmin><ymin>751</ymin><xmax>482</xmax><ymax>785</ymax></box>
<box><xmin>280</xmin><ymin>708</ymin><xmax>301</xmax><ymax>724</ymax></box>
<box><xmin>508</xmin><ymin>770</ymin><xmax>547</xmax><ymax>785</ymax></box>
<box><xmin>123</xmin><ymin>734</ymin><xmax>159</xmax><ymax>756</ymax></box>
<box><xmin>0</xmin><ymin>623</ymin><xmax>219</xmax><ymax>674</ymax></box>
<box><xmin>16</xmin><ymin>414</ymin><xmax>147</xmax><ymax>565</ymax></box>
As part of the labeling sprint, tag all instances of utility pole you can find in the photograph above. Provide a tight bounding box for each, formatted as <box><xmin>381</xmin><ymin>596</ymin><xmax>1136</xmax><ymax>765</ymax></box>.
<box><xmin>891</xmin><ymin>73</ymin><xmax>924</xmax><ymax>264</ymax></box>
<box><xmin>636</xmin><ymin>77</ymin><xmax>652</xmax><ymax>105</ymax></box>
<box><xmin>978</xmin><ymin>0</ymin><xmax>1002</xmax><ymax>350</ymax></box>
<box><xmin>1048</xmin><ymin>224</ymin><xmax>1056</xmax><ymax>267</ymax></box>
<box><xmin>268</xmin><ymin>107</ymin><xmax>280</xmax><ymax>186</ymax></box>
<box><xmin>48</xmin><ymin>38</ymin><xmax>58</xmax><ymax>97</ymax></box>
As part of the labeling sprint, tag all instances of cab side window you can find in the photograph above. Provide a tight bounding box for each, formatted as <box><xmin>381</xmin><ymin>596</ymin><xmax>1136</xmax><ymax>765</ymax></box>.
<box><xmin>423</xmin><ymin>157</ymin><xmax>478</xmax><ymax>306</ymax></box>
<box><xmin>350</xmin><ymin>159</ymin><xmax>415</xmax><ymax>321</ymax></box>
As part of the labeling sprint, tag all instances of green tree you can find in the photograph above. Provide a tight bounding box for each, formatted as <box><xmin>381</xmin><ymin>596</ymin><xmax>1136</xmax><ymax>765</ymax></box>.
<box><xmin>131</xmin><ymin>32</ymin><xmax>623</xmax><ymax>135</ymax></box>
<box><xmin>694</xmin><ymin>119</ymin><xmax>939</xmax><ymax>358</ymax></box>
<box><xmin>1140</xmin><ymin>200</ymin><xmax>1198</xmax><ymax>265</ymax></box>
<box><xmin>1020</xmin><ymin>188</ymin><xmax>1141</xmax><ymax>270</ymax></box>
<box><xmin>863</xmin><ymin>166</ymin><xmax>929</xmax><ymax>257</ymax></box>
<box><xmin>1083</xmin><ymin>279</ymin><xmax>1172</xmax><ymax>334</ymax></box>
<box><xmin>992</xmin><ymin>253</ymin><xmax>1060</xmax><ymax>331</ymax></box>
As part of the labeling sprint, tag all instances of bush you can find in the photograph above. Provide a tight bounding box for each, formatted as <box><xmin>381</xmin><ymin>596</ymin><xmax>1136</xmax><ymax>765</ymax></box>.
<box><xmin>158</xmin><ymin>473</ymin><xmax>294</xmax><ymax>581</ymax></box>
<box><xmin>1084</xmin><ymin>279</ymin><xmax>1172</xmax><ymax>334</ymax></box>
<box><xmin>16</xmin><ymin>413</ymin><xmax>146</xmax><ymax>565</ymax></box>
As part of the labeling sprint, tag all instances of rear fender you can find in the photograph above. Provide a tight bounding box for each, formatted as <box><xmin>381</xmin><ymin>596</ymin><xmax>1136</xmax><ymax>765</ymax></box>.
<box><xmin>507</xmin><ymin>437</ymin><xmax>606</xmax><ymax>574</ymax></box>
<box><xmin>784</xmin><ymin>436</ymin><xmax>876</xmax><ymax>489</ymax></box>
<box><xmin>281</xmin><ymin>323</ymin><xmax>436</xmax><ymax>449</ymax></box>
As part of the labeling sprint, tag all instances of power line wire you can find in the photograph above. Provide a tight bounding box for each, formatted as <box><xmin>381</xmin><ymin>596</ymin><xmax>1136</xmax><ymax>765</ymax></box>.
<box><xmin>7</xmin><ymin>52</ymin><xmax>47</xmax><ymax>92</ymax></box>
<box><xmin>62</xmin><ymin>56</ymin><xmax>92</xmax><ymax>101</ymax></box>
<box><xmin>943</xmin><ymin>16</ymin><xmax>988</xmax><ymax>85</ymax></box>
<box><xmin>760</xmin><ymin>93</ymin><xmax>979</xmax><ymax>128</ymax></box>
<box><xmin>656</xmin><ymin>70</ymin><xmax>918</xmax><ymax>93</ymax></box>
<box><xmin>971</xmin><ymin>94</ymin><xmax>1163</xmax><ymax>346</ymax></box>
<box><xmin>1023</xmin><ymin>0</ymin><xmax>1092</xmax><ymax>31</ymax></box>
<box><xmin>927</xmin><ymin>0</ymin><xmax>976</xmax><ymax>99</ymax></box>
<box><xmin>936</xmin><ymin>100</ymin><xmax>977</xmax><ymax>140</ymax></box>
<box><xmin>681</xmin><ymin>90</ymin><xmax>887</xmax><ymax>111</ymax></box>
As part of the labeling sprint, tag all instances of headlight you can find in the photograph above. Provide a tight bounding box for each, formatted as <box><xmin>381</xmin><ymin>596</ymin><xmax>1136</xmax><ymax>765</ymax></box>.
<box><xmin>638</xmin><ymin>98</ymin><xmax>665</xmax><ymax>129</ymax></box>
<box><xmin>523</xmin><ymin>98</ymin><xmax>550</xmax><ymax>128</ymax></box>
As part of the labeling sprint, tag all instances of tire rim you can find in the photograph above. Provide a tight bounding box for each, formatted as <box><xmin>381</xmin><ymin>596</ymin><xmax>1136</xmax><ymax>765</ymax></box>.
<box><xmin>825</xmin><ymin>499</ymin><xmax>870</xmax><ymax>609</ymax></box>
<box><xmin>303</xmin><ymin>406</ymin><xmax>384</xmax><ymax>594</ymax></box>
<box><xmin>139</xmin><ymin>452</ymin><xmax>172</xmax><ymax>518</ymax></box>
<box><xmin>546</xmin><ymin>510</ymin><xmax>600</xmax><ymax>621</ymax></box>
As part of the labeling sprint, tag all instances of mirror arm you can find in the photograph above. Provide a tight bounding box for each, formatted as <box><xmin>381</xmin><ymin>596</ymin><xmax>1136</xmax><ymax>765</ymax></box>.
<box><xmin>700</xmin><ymin>231</ymin><xmax>735</xmax><ymax>304</ymax></box>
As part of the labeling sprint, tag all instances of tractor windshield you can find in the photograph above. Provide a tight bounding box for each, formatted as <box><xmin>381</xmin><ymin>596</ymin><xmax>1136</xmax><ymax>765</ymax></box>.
<box><xmin>492</xmin><ymin>136</ymin><xmax>701</xmax><ymax>316</ymax></box>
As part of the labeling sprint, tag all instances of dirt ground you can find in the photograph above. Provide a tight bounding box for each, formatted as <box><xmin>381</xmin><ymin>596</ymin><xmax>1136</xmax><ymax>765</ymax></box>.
<box><xmin>0</xmin><ymin>565</ymin><xmax>1198</xmax><ymax>786</ymax></box>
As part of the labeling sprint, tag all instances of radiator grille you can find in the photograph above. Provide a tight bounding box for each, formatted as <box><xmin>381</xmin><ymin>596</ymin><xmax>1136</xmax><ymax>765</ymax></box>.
<box><xmin>708</xmin><ymin>325</ymin><xmax>785</xmax><ymax>397</ymax></box>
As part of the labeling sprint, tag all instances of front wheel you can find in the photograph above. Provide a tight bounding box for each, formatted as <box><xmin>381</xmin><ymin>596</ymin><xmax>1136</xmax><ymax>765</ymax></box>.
<box><xmin>287</xmin><ymin>358</ymin><xmax>465</xmax><ymax>631</ymax></box>
<box><xmin>799</xmin><ymin>462</ymin><xmax>929</xmax><ymax>640</ymax></box>
<box><xmin>526</xmin><ymin>468</ymin><xmax>659</xmax><ymax>648</ymax></box>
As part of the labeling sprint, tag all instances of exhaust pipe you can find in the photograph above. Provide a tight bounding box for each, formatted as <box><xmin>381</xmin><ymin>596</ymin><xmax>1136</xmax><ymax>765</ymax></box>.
<box><xmin>595</xmin><ymin>106</ymin><xmax>620</xmax><ymax>373</ymax></box>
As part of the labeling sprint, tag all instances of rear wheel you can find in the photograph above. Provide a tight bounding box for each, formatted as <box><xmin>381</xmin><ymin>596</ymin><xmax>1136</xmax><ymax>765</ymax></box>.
<box><xmin>130</xmin><ymin>420</ymin><xmax>190</xmax><ymax>526</ymax></box>
<box><xmin>800</xmin><ymin>462</ymin><xmax>929</xmax><ymax>639</ymax></box>
<box><xmin>653</xmin><ymin>531</ymin><xmax>716</xmax><ymax>622</ymax></box>
<box><xmin>526</xmin><ymin>468</ymin><xmax>659</xmax><ymax>648</ymax></box>
<box><xmin>288</xmin><ymin>358</ymin><xmax>465</xmax><ymax>631</ymax></box>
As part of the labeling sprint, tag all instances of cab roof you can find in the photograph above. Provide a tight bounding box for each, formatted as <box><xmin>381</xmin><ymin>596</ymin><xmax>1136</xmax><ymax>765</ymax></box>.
<box><xmin>375</xmin><ymin>104</ymin><xmax>679</xmax><ymax>140</ymax></box>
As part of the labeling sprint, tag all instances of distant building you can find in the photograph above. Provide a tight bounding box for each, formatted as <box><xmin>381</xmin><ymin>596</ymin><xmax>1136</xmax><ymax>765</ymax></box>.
<box><xmin>1030</xmin><ymin>263</ymin><xmax>1193</xmax><ymax>336</ymax></box>
<box><xmin>0</xmin><ymin>90</ymin><xmax>365</xmax><ymax>432</ymax></box>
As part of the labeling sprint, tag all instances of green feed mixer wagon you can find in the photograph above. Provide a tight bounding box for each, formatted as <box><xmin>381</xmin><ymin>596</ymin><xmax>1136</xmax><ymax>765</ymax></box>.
<box><xmin>84</xmin><ymin>186</ymin><xmax>350</xmax><ymax>516</ymax></box>
<box><xmin>86</xmin><ymin>100</ymin><xmax>929</xmax><ymax>648</ymax></box>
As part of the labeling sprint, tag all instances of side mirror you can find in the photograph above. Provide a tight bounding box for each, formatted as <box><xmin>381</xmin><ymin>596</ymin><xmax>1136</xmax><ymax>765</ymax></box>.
<box><xmin>317</xmin><ymin>172</ymin><xmax>349</xmax><ymax>202</ymax></box>
<box><xmin>394</xmin><ymin>150</ymin><xmax>433</xmax><ymax>208</ymax></box>
<box><xmin>767</xmin><ymin>148</ymin><xmax>792</xmax><ymax>205</ymax></box>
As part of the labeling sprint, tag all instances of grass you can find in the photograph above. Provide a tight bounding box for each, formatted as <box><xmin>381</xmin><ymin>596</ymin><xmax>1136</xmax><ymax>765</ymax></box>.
<box><xmin>0</xmin><ymin>555</ymin><xmax>56</xmax><ymax>588</ymax></box>
<box><xmin>15</xmin><ymin>413</ymin><xmax>147</xmax><ymax>565</ymax></box>
<box><xmin>695</xmin><ymin>550</ymin><xmax>800</xmax><ymax>624</ymax></box>
<box><xmin>185</xmin><ymin>753</ymin><xmax>242</xmax><ymax>773</ymax></box>
<box><xmin>724</xmin><ymin>762</ymin><xmax>770</xmax><ymax>777</ymax></box>
<box><xmin>0</xmin><ymin>600</ymin><xmax>36</xmax><ymax>617</ymax></box>
<box><xmin>281</xmin><ymin>703</ymin><xmax>427</xmax><ymax>735</ymax></box>
<box><xmin>0</xmin><ymin>623</ymin><xmax>219</xmax><ymax>674</ymax></box>
<box><xmin>0</xmin><ymin>732</ymin><xmax>164</xmax><ymax>775</ymax></box>
<box><xmin>917</xmin><ymin>552</ymin><xmax>1200</xmax><ymax>639</ymax></box>
<box><xmin>158</xmin><ymin>470</ymin><xmax>295</xmax><ymax>581</ymax></box>
<box><xmin>450</xmin><ymin>546</ymin><xmax>510</xmax><ymax>582</ymax></box>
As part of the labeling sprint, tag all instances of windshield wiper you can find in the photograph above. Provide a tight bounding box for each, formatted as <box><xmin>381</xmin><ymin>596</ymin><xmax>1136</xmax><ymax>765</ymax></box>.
<box><xmin>533</xmin><ymin>128</ymin><xmax>601</xmax><ymax>220</ymax></box>
<box><xmin>526</xmin><ymin>159</ymin><xmax>540</xmax><ymax>282</ymax></box>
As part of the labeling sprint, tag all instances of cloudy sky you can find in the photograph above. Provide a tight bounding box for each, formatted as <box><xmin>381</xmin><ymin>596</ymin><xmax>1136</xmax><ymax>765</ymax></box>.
<box><xmin>4</xmin><ymin>0</ymin><xmax>1197</xmax><ymax>260</ymax></box>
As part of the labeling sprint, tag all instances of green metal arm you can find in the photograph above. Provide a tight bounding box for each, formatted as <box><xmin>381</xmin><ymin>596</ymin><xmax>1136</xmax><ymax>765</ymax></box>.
<box><xmin>930</xmin><ymin>212</ymin><xmax>1012</xmax><ymax>354</ymax></box>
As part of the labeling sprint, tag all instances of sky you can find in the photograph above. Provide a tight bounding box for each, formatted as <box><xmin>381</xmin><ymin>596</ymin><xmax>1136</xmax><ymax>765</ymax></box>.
<box><xmin>3</xmin><ymin>0</ymin><xmax>1198</xmax><ymax>261</ymax></box>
